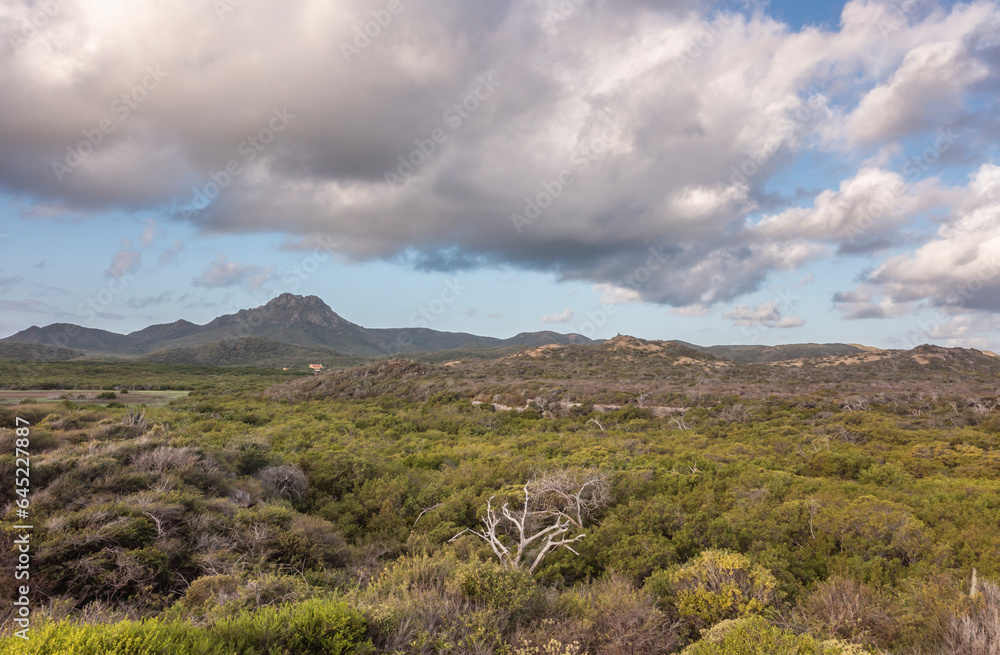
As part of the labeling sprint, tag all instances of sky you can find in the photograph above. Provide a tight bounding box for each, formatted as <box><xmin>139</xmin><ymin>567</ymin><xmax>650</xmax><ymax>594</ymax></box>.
<box><xmin>1</xmin><ymin>0</ymin><xmax>999</xmax><ymax>350</ymax></box>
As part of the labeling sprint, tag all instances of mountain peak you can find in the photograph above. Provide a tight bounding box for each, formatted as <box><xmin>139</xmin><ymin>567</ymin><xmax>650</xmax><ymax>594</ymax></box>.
<box><xmin>266</xmin><ymin>292</ymin><xmax>325</xmax><ymax>306</ymax></box>
<box><xmin>247</xmin><ymin>293</ymin><xmax>344</xmax><ymax>329</ymax></box>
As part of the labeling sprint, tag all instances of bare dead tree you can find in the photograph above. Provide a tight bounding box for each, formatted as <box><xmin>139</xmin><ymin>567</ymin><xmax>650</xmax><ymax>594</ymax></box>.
<box><xmin>841</xmin><ymin>396</ymin><xmax>870</xmax><ymax>413</ymax></box>
<box><xmin>413</xmin><ymin>503</ymin><xmax>443</xmax><ymax>528</ymax></box>
<box><xmin>451</xmin><ymin>470</ymin><xmax>611</xmax><ymax>573</ymax></box>
<box><xmin>968</xmin><ymin>399</ymin><xmax>996</xmax><ymax>415</ymax></box>
<box><xmin>717</xmin><ymin>403</ymin><xmax>750</xmax><ymax>424</ymax></box>
<box><xmin>258</xmin><ymin>464</ymin><xmax>308</xmax><ymax>501</ymax></box>
<box><xmin>586</xmin><ymin>418</ymin><xmax>606</xmax><ymax>433</ymax></box>
<box><xmin>670</xmin><ymin>415</ymin><xmax>690</xmax><ymax>431</ymax></box>
<box><xmin>807</xmin><ymin>498</ymin><xmax>821</xmax><ymax>541</ymax></box>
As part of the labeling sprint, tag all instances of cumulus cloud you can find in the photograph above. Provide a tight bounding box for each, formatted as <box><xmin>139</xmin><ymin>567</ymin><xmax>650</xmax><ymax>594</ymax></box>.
<box><xmin>837</xmin><ymin>164</ymin><xmax>1000</xmax><ymax>317</ymax></box>
<box><xmin>751</xmin><ymin>167</ymin><xmax>950</xmax><ymax>253</ymax></box>
<box><xmin>841</xmin><ymin>40</ymin><xmax>991</xmax><ymax>146</ymax></box>
<box><xmin>921</xmin><ymin>313</ymin><xmax>1000</xmax><ymax>349</ymax></box>
<box><xmin>832</xmin><ymin>285</ymin><xmax>911</xmax><ymax>320</ymax></box>
<box><xmin>193</xmin><ymin>255</ymin><xmax>277</xmax><ymax>291</ymax></box>
<box><xmin>723</xmin><ymin>302</ymin><xmax>805</xmax><ymax>328</ymax></box>
<box><xmin>595</xmin><ymin>284</ymin><xmax>642</xmax><ymax>305</ymax></box>
<box><xmin>0</xmin><ymin>0</ymin><xmax>998</xmax><ymax>309</ymax></box>
<box><xmin>541</xmin><ymin>308</ymin><xmax>575</xmax><ymax>324</ymax></box>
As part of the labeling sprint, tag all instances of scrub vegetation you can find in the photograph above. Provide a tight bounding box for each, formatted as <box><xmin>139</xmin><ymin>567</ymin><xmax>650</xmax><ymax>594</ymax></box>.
<box><xmin>1</xmin><ymin>337</ymin><xmax>999</xmax><ymax>654</ymax></box>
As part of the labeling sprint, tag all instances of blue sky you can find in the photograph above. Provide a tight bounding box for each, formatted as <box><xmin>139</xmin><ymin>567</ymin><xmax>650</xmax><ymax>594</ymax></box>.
<box><xmin>2</xmin><ymin>0</ymin><xmax>999</xmax><ymax>350</ymax></box>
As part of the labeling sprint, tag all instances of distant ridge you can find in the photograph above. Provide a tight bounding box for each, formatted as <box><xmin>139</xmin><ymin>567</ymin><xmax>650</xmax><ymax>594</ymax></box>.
<box><xmin>673</xmin><ymin>342</ymin><xmax>865</xmax><ymax>363</ymax></box>
<box><xmin>4</xmin><ymin>294</ymin><xmax>980</xmax><ymax>368</ymax></box>
<box><xmin>2</xmin><ymin>293</ymin><xmax>596</xmax><ymax>364</ymax></box>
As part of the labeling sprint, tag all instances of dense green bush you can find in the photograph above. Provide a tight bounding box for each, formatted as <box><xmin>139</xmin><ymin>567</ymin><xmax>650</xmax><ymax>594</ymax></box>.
<box><xmin>449</xmin><ymin>559</ymin><xmax>537</xmax><ymax>615</ymax></box>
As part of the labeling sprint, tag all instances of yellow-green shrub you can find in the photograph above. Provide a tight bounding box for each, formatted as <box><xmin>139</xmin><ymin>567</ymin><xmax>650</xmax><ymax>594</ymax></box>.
<box><xmin>0</xmin><ymin>599</ymin><xmax>369</xmax><ymax>655</ymax></box>
<box><xmin>681</xmin><ymin>616</ymin><xmax>871</xmax><ymax>655</ymax></box>
<box><xmin>665</xmin><ymin>550</ymin><xmax>778</xmax><ymax>630</ymax></box>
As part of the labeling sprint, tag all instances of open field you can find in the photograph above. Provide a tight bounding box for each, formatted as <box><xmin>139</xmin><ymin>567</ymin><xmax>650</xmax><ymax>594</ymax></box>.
<box><xmin>0</xmin><ymin>390</ymin><xmax>190</xmax><ymax>407</ymax></box>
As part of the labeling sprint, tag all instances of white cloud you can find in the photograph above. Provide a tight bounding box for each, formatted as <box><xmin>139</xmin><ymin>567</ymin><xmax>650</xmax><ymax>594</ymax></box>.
<box><xmin>751</xmin><ymin>167</ymin><xmax>949</xmax><ymax>252</ymax></box>
<box><xmin>842</xmin><ymin>164</ymin><xmax>1000</xmax><ymax>314</ymax></box>
<box><xmin>670</xmin><ymin>304</ymin><xmax>710</xmax><ymax>317</ymax></box>
<box><xmin>723</xmin><ymin>301</ymin><xmax>804</xmax><ymax>328</ymax></box>
<box><xmin>541</xmin><ymin>308</ymin><xmax>575</xmax><ymax>324</ymax></box>
<box><xmin>193</xmin><ymin>255</ymin><xmax>277</xmax><ymax>291</ymax></box>
<box><xmin>841</xmin><ymin>40</ymin><xmax>990</xmax><ymax>146</ymax></box>
<box><xmin>595</xmin><ymin>284</ymin><xmax>642</xmax><ymax>305</ymax></box>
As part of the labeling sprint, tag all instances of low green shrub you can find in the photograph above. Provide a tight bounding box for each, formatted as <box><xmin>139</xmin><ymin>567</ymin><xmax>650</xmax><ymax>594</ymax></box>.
<box><xmin>449</xmin><ymin>558</ymin><xmax>537</xmax><ymax>614</ymax></box>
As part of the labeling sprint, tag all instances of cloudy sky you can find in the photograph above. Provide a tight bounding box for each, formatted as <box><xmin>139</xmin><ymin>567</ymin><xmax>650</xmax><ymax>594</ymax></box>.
<box><xmin>1</xmin><ymin>0</ymin><xmax>999</xmax><ymax>349</ymax></box>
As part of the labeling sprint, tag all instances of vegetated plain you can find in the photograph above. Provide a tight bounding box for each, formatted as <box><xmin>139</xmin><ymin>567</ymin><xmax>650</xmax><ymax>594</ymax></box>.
<box><xmin>1</xmin><ymin>336</ymin><xmax>999</xmax><ymax>655</ymax></box>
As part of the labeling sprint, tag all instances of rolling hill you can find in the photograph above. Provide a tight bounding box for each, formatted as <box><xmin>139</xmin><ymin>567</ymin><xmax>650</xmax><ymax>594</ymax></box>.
<box><xmin>1</xmin><ymin>293</ymin><xmax>596</xmax><ymax>363</ymax></box>
<box><xmin>138</xmin><ymin>336</ymin><xmax>370</xmax><ymax>368</ymax></box>
<box><xmin>6</xmin><ymin>294</ymin><xmax>984</xmax><ymax>369</ymax></box>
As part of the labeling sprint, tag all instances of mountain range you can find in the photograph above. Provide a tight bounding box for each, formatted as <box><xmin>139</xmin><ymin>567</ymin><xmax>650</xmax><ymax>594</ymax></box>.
<box><xmin>1</xmin><ymin>294</ymin><xmax>596</xmax><ymax>366</ymax></box>
<box><xmin>1</xmin><ymin>293</ymin><xmax>944</xmax><ymax>368</ymax></box>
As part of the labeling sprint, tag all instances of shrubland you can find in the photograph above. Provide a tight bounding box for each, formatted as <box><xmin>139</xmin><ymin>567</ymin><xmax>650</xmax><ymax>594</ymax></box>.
<box><xmin>1</xmin><ymin>339</ymin><xmax>999</xmax><ymax>654</ymax></box>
